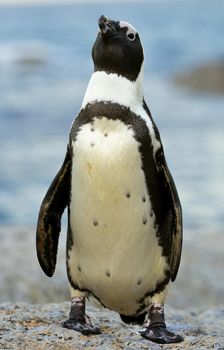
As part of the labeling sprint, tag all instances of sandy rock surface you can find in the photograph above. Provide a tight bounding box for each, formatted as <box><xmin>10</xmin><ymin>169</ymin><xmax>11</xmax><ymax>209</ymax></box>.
<box><xmin>1</xmin><ymin>302</ymin><xmax>224</xmax><ymax>350</ymax></box>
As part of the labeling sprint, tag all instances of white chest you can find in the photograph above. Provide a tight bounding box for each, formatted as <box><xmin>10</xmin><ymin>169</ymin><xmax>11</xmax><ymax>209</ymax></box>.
<box><xmin>68</xmin><ymin>117</ymin><xmax>168</xmax><ymax>315</ymax></box>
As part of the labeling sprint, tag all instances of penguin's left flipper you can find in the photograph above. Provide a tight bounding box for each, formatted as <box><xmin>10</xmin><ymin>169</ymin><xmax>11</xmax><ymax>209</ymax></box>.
<box><xmin>36</xmin><ymin>145</ymin><xmax>71</xmax><ymax>277</ymax></box>
<box><xmin>143</xmin><ymin>100</ymin><xmax>183</xmax><ymax>281</ymax></box>
<box><xmin>156</xmin><ymin>148</ymin><xmax>183</xmax><ymax>281</ymax></box>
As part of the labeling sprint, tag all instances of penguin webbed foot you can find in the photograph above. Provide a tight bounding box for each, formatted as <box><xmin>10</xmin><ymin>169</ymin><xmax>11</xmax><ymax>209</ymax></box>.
<box><xmin>62</xmin><ymin>296</ymin><xmax>101</xmax><ymax>335</ymax></box>
<box><xmin>140</xmin><ymin>325</ymin><xmax>184</xmax><ymax>344</ymax></box>
<box><xmin>62</xmin><ymin>316</ymin><xmax>101</xmax><ymax>335</ymax></box>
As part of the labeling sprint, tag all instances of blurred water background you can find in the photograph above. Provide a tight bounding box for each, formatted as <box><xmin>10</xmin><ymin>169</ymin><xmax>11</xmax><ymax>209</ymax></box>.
<box><xmin>0</xmin><ymin>0</ymin><xmax>224</xmax><ymax>231</ymax></box>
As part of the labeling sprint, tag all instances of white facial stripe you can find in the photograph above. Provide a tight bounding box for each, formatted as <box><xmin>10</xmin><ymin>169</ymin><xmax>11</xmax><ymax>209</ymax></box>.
<box><xmin>119</xmin><ymin>21</ymin><xmax>137</xmax><ymax>35</ymax></box>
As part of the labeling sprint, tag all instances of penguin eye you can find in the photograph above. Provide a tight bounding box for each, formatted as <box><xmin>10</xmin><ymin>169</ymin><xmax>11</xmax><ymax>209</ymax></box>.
<box><xmin>127</xmin><ymin>32</ymin><xmax>136</xmax><ymax>41</ymax></box>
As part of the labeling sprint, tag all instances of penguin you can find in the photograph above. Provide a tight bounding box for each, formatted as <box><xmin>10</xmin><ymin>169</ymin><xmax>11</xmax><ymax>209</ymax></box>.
<box><xmin>36</xmin><ymin>15</ymin><xmax>183</xmax><ymax>344</ymax></box>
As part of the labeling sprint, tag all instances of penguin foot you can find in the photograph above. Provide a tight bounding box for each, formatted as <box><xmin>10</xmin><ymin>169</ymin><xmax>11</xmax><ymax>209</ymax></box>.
<box><xmin>140</xmin><ymin>325</ymin><xmax>184</xmax><ymax>344</ymax></box>
<box><xmin>62</xmin><ymin>316</ymin><xmax>102</xmax><ymax>335</ymax></box>
<box><xmin>63</xmin><ymin>296</ymin><xmax>102</xmax><ymax>335</ymax></box>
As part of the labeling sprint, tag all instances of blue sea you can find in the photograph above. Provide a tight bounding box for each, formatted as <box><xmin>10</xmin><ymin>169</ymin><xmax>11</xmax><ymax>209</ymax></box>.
<box><xmin>0</xmin><ymin>0</ymin><xmax>224</xmax><ymax>230</ymax></box>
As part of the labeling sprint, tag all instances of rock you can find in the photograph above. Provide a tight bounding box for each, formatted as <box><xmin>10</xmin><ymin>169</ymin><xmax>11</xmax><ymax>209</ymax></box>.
<box><xmin>0</xmin><ymin>42</ymin><xmax>48</xmax><ymax>68</ymax></box>
<box><xmin>0</xmin><ymin>302</ymin><xmax>223</xmax><ymax>349</ymax></box>
<box><xmin>173</xmin><ymin>60</ymin><xmax>224</xmax><ymax>94</ymax></box>
<box><xmin>15</xmin><ymin>42</ymin><xmax>48</xmax><ymax>67</ymax></box>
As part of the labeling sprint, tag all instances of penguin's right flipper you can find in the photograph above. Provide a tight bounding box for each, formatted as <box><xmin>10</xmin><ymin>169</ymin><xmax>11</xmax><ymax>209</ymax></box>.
<box><xmin>36</xmin><ymin>145</ymin><xmax>71</xmax><ymax>277</ymax></box>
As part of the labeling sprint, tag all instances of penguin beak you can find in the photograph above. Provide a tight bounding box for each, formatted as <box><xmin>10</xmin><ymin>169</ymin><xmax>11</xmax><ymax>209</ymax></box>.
<box><xmin>98</xmin><ymin>15</ymin><xmax>118</xmax><ymax>37</ymax></box>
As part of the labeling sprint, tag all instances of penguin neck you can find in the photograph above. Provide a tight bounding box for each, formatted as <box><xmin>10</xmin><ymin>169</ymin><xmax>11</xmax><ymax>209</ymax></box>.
<box><xmin>81</xmin><ymin>63</ymin><xmax>144</xmax><ymax>110</ymax></box>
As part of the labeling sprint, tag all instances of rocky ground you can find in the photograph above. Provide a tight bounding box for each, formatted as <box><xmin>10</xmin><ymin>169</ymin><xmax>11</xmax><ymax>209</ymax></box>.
<box><xmin>1</xmin><ymin>302</ymin><xmax>224</xmax><ymax>349</ymax></box>
<box><xmin>0</xmin><ymin>226</ymin><xmax>224</xmax><ymax>349</ymax></box>
<box><xmin>173</xmin><ymin>59</ymin><xmax>224</xmax><ymax>94</ymax></box>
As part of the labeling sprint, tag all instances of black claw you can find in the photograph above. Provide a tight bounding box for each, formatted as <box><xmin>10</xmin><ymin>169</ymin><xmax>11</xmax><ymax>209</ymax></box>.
<box><xmin>62</xmin><ymin>319</ymin><xmax>102</xmax><ymax>335</ymax></box>
<box><xmin>140</xmin><ymin>326</ymin><xmax>184</xmax><ymax>344</ymax></box>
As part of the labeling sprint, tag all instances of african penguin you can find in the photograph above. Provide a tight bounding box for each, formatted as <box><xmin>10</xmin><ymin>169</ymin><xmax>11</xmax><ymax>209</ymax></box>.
<box><xmin>36</xmin><ymin>15</ymin><xmax>183</xmax><ymax>344</ymax></box>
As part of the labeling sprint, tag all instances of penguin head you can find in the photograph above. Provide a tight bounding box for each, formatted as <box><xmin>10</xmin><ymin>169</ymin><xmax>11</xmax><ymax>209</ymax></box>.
<box><xmin>92</xmin><ymin>15</ymin><xmax>144</xmax><ymax>81</ymax></box>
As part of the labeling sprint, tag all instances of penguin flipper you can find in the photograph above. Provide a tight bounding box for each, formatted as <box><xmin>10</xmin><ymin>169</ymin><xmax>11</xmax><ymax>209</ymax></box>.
<box><xmin>156</xmin><ymin>150</ymin><xmax>183</xmax><ymax>282</ymax></box>
<box><xmin>143</xmin><ymin>100</ymin><xmax>183</xmax><ymax>281</ymax></box>
<box><xmin>36</xmin><ymin>145</ymin><xmax>71</xmax><ymax>277</ymax></box>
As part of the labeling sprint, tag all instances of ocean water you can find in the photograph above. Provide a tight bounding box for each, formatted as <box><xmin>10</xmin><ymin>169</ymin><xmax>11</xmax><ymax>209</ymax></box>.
<box><xmin>0</xmin><ymin>1</ymin><xmax>224</xmax><ymax>230</ymax></box>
